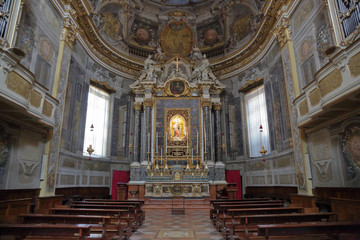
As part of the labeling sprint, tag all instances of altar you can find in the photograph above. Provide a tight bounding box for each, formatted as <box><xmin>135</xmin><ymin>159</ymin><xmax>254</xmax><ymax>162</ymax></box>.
<box><xmin>145</xmin><ymin>182</ymin><xmax>210</xmax><ymax>198</ymax></box>
<box><xmin>128</xmin><ymin>35</ymin><xmax>227</xmax><ymax>200</ymax></box>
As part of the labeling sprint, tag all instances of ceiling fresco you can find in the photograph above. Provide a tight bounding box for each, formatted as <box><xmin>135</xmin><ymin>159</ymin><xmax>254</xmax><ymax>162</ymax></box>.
<box><xmin>88</xmin><ymin>0</ymin><xmax>268</xmax><ymax>61</ymax></box>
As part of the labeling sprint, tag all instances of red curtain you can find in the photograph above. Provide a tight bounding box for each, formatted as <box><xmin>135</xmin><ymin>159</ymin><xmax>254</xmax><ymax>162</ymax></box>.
<box><xmin>111</xmin><ymin>170</ymin><xmax>130</xmax><ymax>200</ymax></box>
<box><xmin>225</xmin><ymin>170</ymin><xmax>242</xmax><ymax>199</ymax></box>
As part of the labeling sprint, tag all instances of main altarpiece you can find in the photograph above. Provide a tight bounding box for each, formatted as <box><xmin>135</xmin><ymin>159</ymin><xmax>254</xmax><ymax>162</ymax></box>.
<box><xmin>127</xmin><ymin>54</ymin><xmax>227</xmax><ymax>199</ymax></box>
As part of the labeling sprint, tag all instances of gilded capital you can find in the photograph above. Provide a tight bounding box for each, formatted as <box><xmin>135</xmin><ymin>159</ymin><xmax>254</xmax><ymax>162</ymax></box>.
<box><xmin>213</xmin><ymin>102</ymin><xmax>222</xmax><ymax>111</ymax></box>
<box><xmin>274</xmin><ymin>17</ymin><xmax>291</xmax><ymax>48</ymax></box>
<box><xmin>143</xmin><ymin>98</ymin><xmax>153</xmax><ymax>107</ymax></box>
<box><xmin>134</xmin><ymin>102</ymin><xmax>143</xmax><ymax>111</ymax></box>
<box><xmin>62</xmin><ymin>18</ymin><xmax>77</xmax><ymax>49</ymax></box>
<box><xmin>201</xmin><ymin>98</ymin><xmax>211</xmax><ymax>108</ymax></box>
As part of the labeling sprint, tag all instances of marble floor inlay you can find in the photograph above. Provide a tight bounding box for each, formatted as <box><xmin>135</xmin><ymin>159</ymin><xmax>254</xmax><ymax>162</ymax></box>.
<box><xmin>129</xmin><ymin>209</ymin><xmax>224</xmax><ymax>240</ymax></box>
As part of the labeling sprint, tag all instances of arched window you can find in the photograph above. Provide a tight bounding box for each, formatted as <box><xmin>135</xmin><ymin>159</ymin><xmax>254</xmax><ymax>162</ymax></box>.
<box><xmin>83</xmin><ymin>85</ymin><xmax>110</xmax><ymax>158</ymax></box>
<box><xmin>244</xmin><ymin>85</ymin><xmax>270</xmax><ymax>157</ymax></box>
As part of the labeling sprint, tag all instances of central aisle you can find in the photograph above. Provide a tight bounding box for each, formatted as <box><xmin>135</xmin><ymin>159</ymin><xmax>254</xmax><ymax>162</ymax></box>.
<box><xmin>129</xmin><ymin>209</ymin><xmax>224</xmax><ymax>240</ymax></box>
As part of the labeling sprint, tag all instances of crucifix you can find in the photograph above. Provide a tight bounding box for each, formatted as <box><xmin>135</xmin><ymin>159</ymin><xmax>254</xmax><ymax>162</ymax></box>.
<box><xmin>174</xmin><ymin>57</ymin><xmax>180</xmax><ymax>72</ymax></box>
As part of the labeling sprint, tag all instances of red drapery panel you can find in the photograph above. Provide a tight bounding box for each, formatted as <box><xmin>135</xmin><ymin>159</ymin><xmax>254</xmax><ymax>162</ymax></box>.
<box><xmin>225</xmin><ymin>170</ymin><xmax>242</xmax><ymax>199</ymax></box>
<box><xmin>112</xmin><ymin>170</ymin><xmax>130</xmax><ymax>200</ymax></box>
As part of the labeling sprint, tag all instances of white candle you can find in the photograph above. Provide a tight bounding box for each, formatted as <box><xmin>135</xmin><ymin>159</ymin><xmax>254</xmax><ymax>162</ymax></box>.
<box><xmin>192</xmin><ymin>148</ymin><xmax>193</xmax><ymax>165</ymax></box>
<box><xmin>156</xmin><ymin>133</ymin><xmax>158</xmax><ymax>153</ymax></box>
<box><xmin>204</xmin><ymin>128</ymin><xmax>206</xmax><ymax>153</ymax></box>
<box><xmin>161</xmin><ymin>148</ymin><xmax>163</xmax><ymax>165</ymax></box>
<box><xmin>197</xmin><ymin>130</ymin><xmax>199</xmax><ymax>154</ymax></box>
<box><xmin>165</xmin><ymin>132</ymin><xmax>167</xmax><ymax>153</ymax></box>
<box><xmin>148</xmin><ymin>133</ymin><xmax>150</xmax><ymax>152</ymax></box>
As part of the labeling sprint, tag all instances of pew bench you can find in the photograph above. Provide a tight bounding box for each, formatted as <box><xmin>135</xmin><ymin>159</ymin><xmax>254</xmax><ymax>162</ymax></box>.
<box><xmin>0</xmin><ymin>223</ymin><xmax>91</xmax><ymax>239</ymax></box>
<box><xmin>226</xmin><ymin>212</ymin><xmax>337</xmax><ymax>240</ymax></box>
<box><xmin>211</xmin><ymin>200</ymin><xmax>284</xmax><ymax>223</ymax></box>
<box><xmin>255</xmin><ymin>221</ymin><xmax>360</xmax><ymax>240</ymax></box>
<box><xmin>217</xmin><ymin>207</ymin><xmax>304</xmax><ymax>235</ymax></box>
<box><xmin>18</xmin><ymin>214</ymin><xmax>117</xmax><ymax>239</ymax></box>
<box><xmin>69</xmin><ymin>204</ymin><xmax>142</xmax><ymax>228</ymax></box>
<box><xmin>214</xmin><ymin>203</ymin><xmax>287</xmax><ymax>231</ymax></box>
<box><xmin>72</xmin><ymin>201</ymin><xmax>145</xmax><ymax>224</ymax></box>
<box><xmin>50</xmin><ymin>208</ymin><xmax>134</xmax><ymax>238</ymax></box>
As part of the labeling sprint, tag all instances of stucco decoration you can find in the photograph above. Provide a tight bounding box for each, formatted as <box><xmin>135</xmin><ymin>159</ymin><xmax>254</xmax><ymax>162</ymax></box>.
<box><xmin>341</xmin><ymin>122</ymin><xmax>360</xmax><ymax>183</ymax></box>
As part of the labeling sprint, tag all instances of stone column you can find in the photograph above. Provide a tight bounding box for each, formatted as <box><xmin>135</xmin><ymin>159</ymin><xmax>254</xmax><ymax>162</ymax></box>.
<box><xmin>40</xmin><ymin>18</ymin><xmax>76</xmax><ymax>196</ymax></box>
<box><xmin>141</xmin><ymin>98</ymin><xmax>153</xmax><ymax>181</ymax></box>
<box><xmin>201</xmin><ymin>98</ymin><xmax>211</xmax><ymax>161</ymax></box>
<box><xmin>213</xmin><ymin>102</ymin><xmax>225</xmax><ymax>182</ymax></box>
<box><xmin>214</xmin><ymin>102</ymin><xmax>223</xmax><ymax>163</ymax></box>
<box><xmin>130</xmin><ymin>102</ymin><xmax>142</xmax><ymax>182</ymax></box>
<box><xmin>274</xmin><ymin>17</ymin><xmax>311</xmax><ymax>194</ymax></box>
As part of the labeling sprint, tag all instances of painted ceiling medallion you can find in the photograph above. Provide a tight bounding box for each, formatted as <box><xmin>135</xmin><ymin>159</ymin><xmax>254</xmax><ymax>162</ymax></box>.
<box><xmin>160</xmin><ymin>21</ymin><xmax>194</xmax><ymax>58</ymax></box>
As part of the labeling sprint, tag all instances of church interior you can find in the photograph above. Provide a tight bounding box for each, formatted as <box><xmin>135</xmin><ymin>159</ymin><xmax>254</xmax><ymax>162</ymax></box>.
<box><xmin>0</xmin><ymin>0</ymin><xmax>360</xmax><ymax>239</ymax></box>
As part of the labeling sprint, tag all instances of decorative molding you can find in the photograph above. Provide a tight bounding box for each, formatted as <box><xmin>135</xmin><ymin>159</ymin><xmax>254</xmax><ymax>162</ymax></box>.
<box><xmin>201</xmin><ymin>98</ymin><xmax>211</xmax><ymax>108</ymax></box>
<box><xmin>318</xmin><ymin>69</ymin><xmax>343</xmax><ymax>97</ymax></box>
<box><xmin>238</xmin><ymin>78</ymin><xmax>263</xmax><ymax>93</ymax></box>
<box><xmin>90</xmin><ymin>78</ymin><xmax>115</xmax><ymax>93</ymax></box>
<box><xmin>143</xmin><ymin>98</ymin><xmax>153</xmax><ymax>107</ymax></box>
<box><xmin>274</xmin><ymin>17</ymin><xmax>291</xmax><ymax>49</ymax></box>
<box><xmin>308</xmin><ymin>88</ymin><xmax>321</xmax><ymax>106</ymax></box>
<box><xmin>213</xmin><ymin>102</ymin><xmax>222</xmax><ymax>111</ymax></box>
<box><xmin>62</xmin><ymin>17</ymin><xmax>77</xmax><ymax>49</ymax></box>
<box><xmin>134</xmin><ymin>102</ymin><xmax>143</xmax><ymax>111</ymax></box>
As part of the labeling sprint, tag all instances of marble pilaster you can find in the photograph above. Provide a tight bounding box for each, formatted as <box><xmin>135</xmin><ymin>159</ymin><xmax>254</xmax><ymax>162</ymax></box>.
<box><xmin>214</xmin><ymin>102</ymin><xmax>222</xmax><ymax>163</ymax></box>
<box><xmin>202</xmin><ymin>99</ymin><xmax>211</xmax><ymax>161</ymax></box>
<box><xmin>133</xmin><ymin>102</ymin><xmax>142</xmax><ymax>163</ymax></box>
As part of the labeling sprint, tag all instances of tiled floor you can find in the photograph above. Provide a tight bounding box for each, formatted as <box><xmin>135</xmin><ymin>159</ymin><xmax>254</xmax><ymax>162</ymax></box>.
<box><xmin>129</xmin><ymin>209</ymin><xmax>224</xmax><ymax>240</ymax></box>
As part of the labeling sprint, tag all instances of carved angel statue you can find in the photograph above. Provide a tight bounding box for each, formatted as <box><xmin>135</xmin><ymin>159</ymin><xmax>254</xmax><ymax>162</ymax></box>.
<box><xmin>191</xmin><ymin>54</ymin><xmax>217</xmax><ymax>82</ymax></box>
<box><xmin>139</xmin><ymin>55</ymin><xmax>162</xmax><ymax>81</ymax></box>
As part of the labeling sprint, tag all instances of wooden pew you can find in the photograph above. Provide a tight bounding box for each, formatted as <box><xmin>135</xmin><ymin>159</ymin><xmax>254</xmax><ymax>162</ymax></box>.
<box><xmin>34</xmin><ymin>195</ymin><xmax>63</xmax><ymax>214</ymax></box>
<box><xmin>217</xmin><ymin>207</ymin><xmax>304</xmax><ymax>235</ymax></box>
<box><xmin>72</xmin><ymin>201</ymin><xmax>145</xmax><ymax>224</ymax></box>
<box><xmin>18</xmin><ymin>214</ymin><xmax>118</xmax><ymax>240</ymax></box>
<box><xmin>256</xmin><ymin>221</ymin><xmax>360</xmax><ymax>240</ymax></box>
<box><xmin>214</xmin><ymin>203</ymin><xmax>285</xmax><ymax>231</ymax></box>
<box><xmin>50</xmin><ymin>208</ymin><xmax>134</xmax><ymax>237</ymax></box>
<box><xmin>69</xmin><ymin>203</ymin><xmax>142</xmax><ymax>227</ymax></box>
<box><xmin>0</xmin><ymin>198</ymin><xmax>32</xmax><ymax>223</ymax></box>
<box><xmin>227</xmin><ymin>212</ymin><xmax>337</xmax><ymax>240</ymax></box>
<box><xmin>210</xmin><ymin>200</ymin><xmax>284</xmax><ymax>224</ymax></box>
<box><xmin>0</xmin><ymin>223</ymin><xmax>91</xmax><ymax>239</ymax></box>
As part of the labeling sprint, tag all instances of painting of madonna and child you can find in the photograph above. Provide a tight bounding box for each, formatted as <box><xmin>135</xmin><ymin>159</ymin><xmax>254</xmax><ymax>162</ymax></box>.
<box><xmin>170</xmin><ymin>115</ymin><xmax>187</xmax><ymax>141</ymax></box>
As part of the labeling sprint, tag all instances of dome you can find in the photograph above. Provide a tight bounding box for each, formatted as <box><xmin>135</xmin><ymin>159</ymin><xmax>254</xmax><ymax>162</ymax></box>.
<box><xmin>83</xmin><ymin>0</ymin><xmax>276</xmax><ymax>77</ymax></box>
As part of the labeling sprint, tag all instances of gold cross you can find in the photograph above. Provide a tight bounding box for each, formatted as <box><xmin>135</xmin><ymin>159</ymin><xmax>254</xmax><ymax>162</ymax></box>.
<box><xmin>174</xmin><ymin>57</ymin><xmax>180</xmax><ymax>72</ymax></box>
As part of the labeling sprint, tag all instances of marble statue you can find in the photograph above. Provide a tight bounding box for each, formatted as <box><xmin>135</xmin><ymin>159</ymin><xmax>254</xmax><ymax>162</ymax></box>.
<box><xmin>139</xmin><ymin>55</ymin><xmax>162</xmax><ymax>81</ymax></box>
<box><xmin>191</xmin><ymin>54</ymin><xmax>217</xmax><ymax>82</ymax></box>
